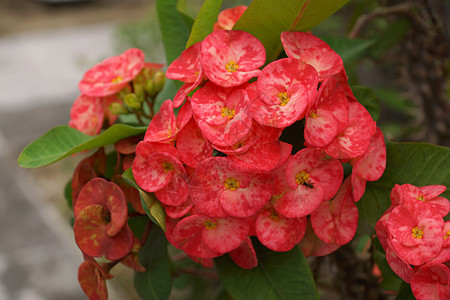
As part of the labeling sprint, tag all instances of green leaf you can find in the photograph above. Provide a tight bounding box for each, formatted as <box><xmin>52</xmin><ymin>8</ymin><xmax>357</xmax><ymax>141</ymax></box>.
<box><xmin>177</xmin><ymin>0</ymin><xmax>195</xmax><ymax>31</ymax></box>
<box><xmin>122</xmin><ymin>168</ymin><xmax>166</xmax><ymax>231</ymax></box>
<box><xmin>134</xmin><ymin>225</ymin><xmax>172</xmax><ymax>300</ymax></box>
<box><xmin>186</xmin><ymin>0</ymin><xmax>223</xmax><ymax>48</ymax></box>
<box><xmin>156</xmin><ymin>0</ymin><xmax>190</xmax><ymax>64</ymax></box>
<box><xmin>233</xmin><ymin>0</ymin><xmax>349</xmax><ymax>63</ymax></box>
<box><xmin>395</xmin><ymin>282</ymin><xmax>415</xmax><ymax>300</ymax></box>
<box><xmin>216</xmin><ymin>243</ymin><xmax>319</xmax><ymax>300</ymax></box>
<box><xmin>18</xmin><ymin>124</ymin><xmax>147</xmax><ymax>168</ymax></box>
<box><xmin>357</xmin><ymin>142</ymin><xmax>450</xmax><ymax>236</ymax></box>
<box><xmin>320</xmin><ymin>37</ymin><xmax>374</xmax><ymax>63</ymax></box>
<box><xmin>351</xmin><ymin>85</ymin><xmax>380</xmax><ymax>122</ymax></box>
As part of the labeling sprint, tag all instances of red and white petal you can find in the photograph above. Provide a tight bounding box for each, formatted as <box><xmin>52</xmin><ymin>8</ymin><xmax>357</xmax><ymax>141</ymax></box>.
<box><xmin>354</xmin><ymin>127</ymin><xmax>386</xmax><ymax>181</ymax></box>
<box><xmin>166</xmin><ymin>42</ymin><xmax>203</xmax><ymax>82</ymax></box>
<box><xmin>154</xmin><ymin>174</ymin><xmax>189</xmax><ymax>206</ymax></box>
<box><xmin>215</xmin><ymin>5</ymin><xmax>247</xmax><ymax>30</ymax></box>
<box><xmin>229</xmin><ymin>237</ymin><xmax>257</xmax><ymax>269</ymax></box>
<box><xmin>411</xmin><ymin>263</ymin><xmax>450</xmax><ymax>300</ymax></box>
<box><xmin>202</xmin><ymin>217</ymin><xmax>249</xmax><ymax>254</ymax></box>
<box><xmin>220</xmin><ymin>173</ymin><xmax>272</xmax><ymax>218</ymax></box>
<box><xmin>177</xmin><ymin>119</ymin><xmax>213</xmax><ymax>168</ymax></box>
<box><xmin>385</xmin><ymin>244</ymin><xmax>414</xmax><ymax>283</ymax></box>
<box><xmin>69</xmin><ymin>94</ymin><xmax>104</xmax><ymax>136</ymax></box>
<box><xmin>144</xmin><ymin>100</ymin><xmax>177</xmax><ymax>142</ymax></box>
<box><xmin>172</xmin><ymin>215</ymin><xmax>222</xmax><ymax>258</ymax></box>
<box><xmin>273</xmin><ymin>180</ymin><xmax>324</xmax><ymax>218</ymax></box>
<box><xmin>256</xmin><ymin>209</ymin><xmax>306</xmax><ymax>252</ymax></box>
<box><xmin>304</xmin><ymin>108</ymin><xmax>338</xmax><ymax>147</ymax></box>
<box><xmin>299</xmin><ymin>220</ymin><xmax>341</xmax><ymax>257</ymax></box>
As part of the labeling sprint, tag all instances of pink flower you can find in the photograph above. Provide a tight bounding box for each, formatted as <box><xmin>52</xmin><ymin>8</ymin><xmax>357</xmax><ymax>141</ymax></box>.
<box><xmin>304</xmin><ymin>76</ymin><xmax>349</xmax><ymax>147</ymax></box>
<box><xmin>69</xmin><ymin>94</ymin><xmax>104</xmax><ymax>136</ymax></box>
<box><xmin>411</xmin><ymin>263</ymin><xmax>450</xmax><ymax>300</ymax></box>
<box><xmin>166</xmin><ymin>42</ymin><xmax>204</xmax><ymax>107</ymax></box>
<box><xmin>201</xmin><ymin>30</ymin><xmax>265</xmax><ymax>87</ymax></box>
<box><xmin>391</xmin><ymin>184</ymin><xmax>449</xmax><ymax>217</ymax></box>
<box><xmin>299</xmin><ymin>219</ymin><xmax>341</xmax><ymax>257</ymax></box>
<box><xmin>229</xmin><ymin>237</ymin><xmax>258</xmax><ymax>269</ymax></box>
<box><xmin>350</xmin><ymin>127</ymin><xmax>386</xmax><ymax>202</ymax></box>
<box><xmin>191</xmin><ymin>82</ymin><xmax>252</xmax><ymax>146</ymax></box>
<box><xmin>322</xmin><ymin>100</ymin><xmax>376</xmax><ymax>159</ymax></box>
<box><xmin>281</xmin><ymin>31</ymin><xmax>343</xmax><ymax>81</ymax></box>
<box><xmin>310</xmin><ymin>177</ymin><xmax>359</xmax><ymax>245</ymax></box>
<box><xmin>387</xmin><ymin>201</ymin><xmax>444</xmax><ymax>265</ymax></box>
<box><xmin>172</xmin><ymin>214</ymin><xmax>249</xmax><ymax>258</ymax></box>
<box><xmin>273</xmin><ymin>148</ymin><xmax>343</xmax><ymax>218</ymax></box>
<box><xmin>213</xmin><ymin>5</ymin><xmax>247</xmax><ymax>30</ymax></box>
<box><xmin>143</xmin><ymin>99</ymin><xmax>192</xmax><ymax>144</ymax></box>
<box><xmin>189</xmin><ymin>157</ymin><xmax>272</xmax><ymax>218</ymax></box>
<box><xmin>176</xmin><ymin>119</ymin><xmax>213</xmax><ymax>168</ymax></box>
<box><xmin>79</xmin><ymin>48</ymin><xmax>145</xmax><ymax>97</ymax></box>
<box><xmin>252</xmin><ymin>58</ymin><xmax>318</xmax><ymax>128</ymax></box>
<box><xmin>432</xmin><ymin>221</ymin><xmax>450</xmax><ymax>263</ymax></box>
<box><xmin>255</xmin><ymin>207</ymin><xmax>307</xmax><ymax>252</ymax></box>
<box><xmin>132</xmin><ymin>141</ymin><xmax>189</xmax><ymax>206</ymax></box>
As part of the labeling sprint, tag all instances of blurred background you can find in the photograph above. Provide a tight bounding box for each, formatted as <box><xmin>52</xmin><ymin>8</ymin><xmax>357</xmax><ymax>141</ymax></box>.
<box><xmin>0</xmin><ymin>0</ymin><xmax>448</xmax><ymax>299</ymax></box>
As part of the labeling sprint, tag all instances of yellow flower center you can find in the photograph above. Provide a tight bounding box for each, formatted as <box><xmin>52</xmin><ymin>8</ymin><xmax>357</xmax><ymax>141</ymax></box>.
<box><xmin>295</xmin><ymin>171</ymin><xmax>310</xmax><ymax>185</ymax></box>
<box><xmin>162</xmin><ymin>161</ymin><xmax>174</xmax><ymax>173</ymax></box>
<box><xmin>278</xmin><ymin>92</ymin><xmax>290</xmax><ymax>106</ymax></box>
<box><xmin>226</xmin><ymin>61</ymin><xmax>239</xmax><ymax>72</ymax></box>
<box><xmin>445</xmin><ymin>231</ymin><xmax>450</xmax><ymax>240</ymax></box>
<box><xmin>416</xmin><ymin>194</ymin><xmax>425</xmax><ymax>201</ymax></box>
<box><xmin>111</xmin><ymin>75</ymin><xmax>123</xmax><ymax>83</ymax></box>
<box><xmin>310</xmin><ymin>111</ymin><xmax>318</xmax><ymax>118</ymax></box>
<box><xmin>221</xmin><ymin>106</ymin><xmax>235</xmax><ymax>119</ymax></box>
<box><xmin>203</xmin><ymin>219</ymin><xmax>218</xmax><ymax>230</ymax></box>
<box><xmin>412</xmin><ymin>227</ymin><xmax>424</xmax><ymax>239</ymax></box>
<box><xmin>224</xmin><ymin>177</ymin><xmax>240</xmax><ymax>191</ymax></box>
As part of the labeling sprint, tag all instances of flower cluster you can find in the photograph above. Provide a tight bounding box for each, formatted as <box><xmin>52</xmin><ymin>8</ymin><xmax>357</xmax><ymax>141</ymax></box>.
<box><xmin>132</xmin><ymin>28</ymin><xmax>386</xmax><ymax>269</ymax></box>
<box><xmin>376</xmin><ymin>184</ymin><xmax>450</xmax><ymax>299</ymax></box>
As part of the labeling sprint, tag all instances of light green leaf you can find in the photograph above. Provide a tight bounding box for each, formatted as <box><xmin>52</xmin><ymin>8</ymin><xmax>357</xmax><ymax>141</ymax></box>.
<box><xmin>216</xmin><ymin>242</ymin><xmax>319</xmax><ymax>300</ymax></box>
<box><xmin>320</xmin><ymin>37</ymin><xmax>375</xmax><ymax>63</ymax></box>
<box><xmin>233</xmin><ymin>0</ymin><xmax>349</xmax><ymax>63</ymax></box>
<box><xmin>186</xmin><ymin>0</ymin><xmax>223</xmax><ymax>48</ymax></box>
<box><xmin>157</xmin><ymin>0</ymin><xmax>190</xmax><ymax>64</ymax></box>
<box><xmin>357</xmin><ymin>142</ymin><xmax>450</xmax><ymax>236</ymax></box>
<box><xmin>134</xmin><ymin>225</ymin><xmax>172</xmax><ymax>300</ymax></box>
<box><xmin>18</xmin><ymin>124</ymin><xmax>146</xmax><ymax>168</ymax></box>
<box><xmin>176</xmin><ymin>0</ymin><xmax>195</xmax><ymax>31</ymax></box>
<box><xmin>351</xmin><ymin>85</ymin><xmax>380</xmax><ymax>122</ymax></box>
<box><xmin>122</xmin><ymin>168</ymin><xmax>166</xmax><ymax>231</ymax></box>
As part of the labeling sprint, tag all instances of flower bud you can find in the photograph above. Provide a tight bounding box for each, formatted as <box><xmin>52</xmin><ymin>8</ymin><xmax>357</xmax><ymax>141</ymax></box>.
<box><xmin>144</xmin><ymin>80</ymin><xmax>156</xmax><ymax>97</ymax></box>
<box><xmin>153</xmin><ymin>70</ymin><xmax>166</xmax><ymax>93</ymax></box>
<box><xmin>124</xmin><ymin>93</ymin><xmax>142</xmax><ymax>110</ymax></box>
<box><xmin>109</xmin><ymin>102</ymin><xmax>128</xmax><ymax>115</ymax></box>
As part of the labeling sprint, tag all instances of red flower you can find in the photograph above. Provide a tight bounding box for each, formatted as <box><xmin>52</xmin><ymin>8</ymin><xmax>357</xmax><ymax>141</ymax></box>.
<box><xmin>201</xmin><ymin>30</ymin><xmax>265</xmax><ymax>87</ymax></box>
<box><xmin>411</xmin><ymin>263</ymin><xmax>450</xmax><ymax>300</ymax></box>
<box><xmin>281</xmin><ymin>31</ymin><xmax>343</xmax><ymax>81</ymax></box>
<box><xmin>213</xmin><ymin>5</ymin><xmax>247</xmax><ymax>30</ymax></box>
<box><xmin>79</xmin><ymin>48</ymin><xmax>145</xmax><ymax>97</ymax></box>
<box><xmin>73</xmin><ymin>178</ymin><xmax>133</xmax><ymax>260</ymax></box>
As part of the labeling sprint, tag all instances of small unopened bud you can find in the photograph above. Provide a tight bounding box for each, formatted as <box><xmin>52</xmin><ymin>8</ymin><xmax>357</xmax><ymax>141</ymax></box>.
<box><xmin>133</xmin><ymin>84</ymin><xmax>145</xmax><ymax>103</ymax></box>
<box><xmin>153</xmin><ymin>70</ymin><xmax>166</xmax><ymax>93</ymax></box>
<box><xmin>144</xmin><ymin>80</ymin><xmax>156</xmax><ymax>97</ymax></box>
<box><xmin>124</xmin><ymin>93</ymin><xmax>141</xmax><ymax>110</ymax></box>
<box><xmin>109</xmin><ymin>102</ymin><xmax>128</xmax><ymax>115</ymax></box>
<box><xmin>117</xmin><ymin>85</ymin><xmax>132</xmax><ymax>100</ymax></box>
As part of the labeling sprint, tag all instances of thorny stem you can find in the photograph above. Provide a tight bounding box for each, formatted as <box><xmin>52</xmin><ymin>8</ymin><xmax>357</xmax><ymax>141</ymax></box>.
<box><xmin>145</xmin><ymin>97</ymin><xmax>155</xmax><ymax>118</ymax></box>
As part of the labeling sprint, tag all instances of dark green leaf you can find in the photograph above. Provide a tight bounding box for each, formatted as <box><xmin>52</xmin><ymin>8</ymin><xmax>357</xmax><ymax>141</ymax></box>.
<box><xmin>177</xmin><ymin>0</ymin><xmax>195</xmax><ymax>31</ymax></box>
<box><xmin>357</xmin><ymin>142</ymin><xmax>450</xmax><ymax>236</ymax></box>
<box><xmin>320</xmin><ymin>37</ymin><xmax>374</xmax><ymax>63</ymax></box>
<box><xmin>122</xmin><ymin>168</ymin><xmax>166</xmax><ymax>231</ymax></box>
<box><xmin>395</xmin><ymin>282</ymin><xmax>415</xmax><ymax>300</ymax></box>
<box><xmin>233</xmin><ymin>0</ymin><xmax>349</xmax><ymax>63</ymax></box>
<box><xmin>351</xmin><ymin>85</ymin><xmax>380</xmax><ymax>122</ymax></box>
<box><xmin>216</xmin><ymin>243</ymin><xmax>319</xmax><ymax>300</ymax></box>
<box><xmin>134</xmin><ymin>225</ymin><xmax>172</xmax><ymax>300</ymax></box>
<box><xmin>156</xmin><ymin>0</ymin><xmax>190</xmax><ymax>64</ymax></box>
<box><xmin>186</xmin><ymin>0</ymin><xmax>223</xmax><ymax>48</ymax></box>
<box><xmin>18</xmin><ymin>124</ymin><xmax>146</xmax><ymax>168</ymax></box>
<box><xmin>155</xmin><ymin>78</ymin><xmax>181</xmax><ymax>113</ymax></box>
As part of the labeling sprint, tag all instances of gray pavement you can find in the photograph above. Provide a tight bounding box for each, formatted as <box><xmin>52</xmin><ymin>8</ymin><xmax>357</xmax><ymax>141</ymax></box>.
<box><xmin>0</xmin><ymin>22</ymin><xmax>135</xmax><ymax>300</ymax></box>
